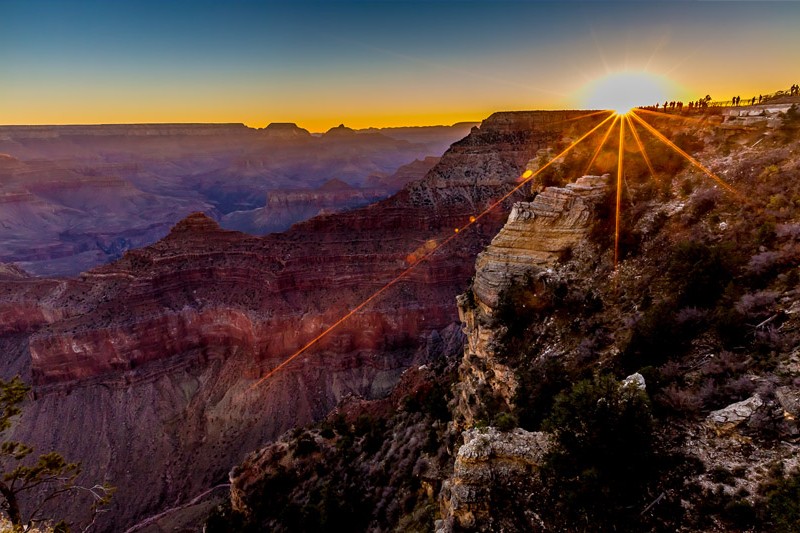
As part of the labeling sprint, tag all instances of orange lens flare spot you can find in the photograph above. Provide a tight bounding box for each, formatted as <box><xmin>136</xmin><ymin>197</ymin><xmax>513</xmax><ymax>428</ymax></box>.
<box><xmin>454</xmin><ymin>228</ymin><xmax>459</xmax><ymax>233</ymax></box>
<box><xmin>521</xmin><ymin>169</ymin><xmax>533</xmax><ymax>179</ymax></box>
<box><xmin>469</xmin><ymin>216</ymin><xmax>476</xmax><ymax>223</ymax></box>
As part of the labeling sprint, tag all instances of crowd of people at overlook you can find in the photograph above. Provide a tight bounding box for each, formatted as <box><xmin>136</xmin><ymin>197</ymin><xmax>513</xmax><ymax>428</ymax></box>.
<box><xmin>638</xmin><ymin>84</ymin><xmax>800</xmax><ymax>114</ymax></box>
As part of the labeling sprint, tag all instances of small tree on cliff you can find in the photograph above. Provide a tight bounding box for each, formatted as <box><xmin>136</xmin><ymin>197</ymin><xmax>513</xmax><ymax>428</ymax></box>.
<box><xmin>0</xmin><ymin>376</ymin><xmax>113</xmax><ymax>531</ymax></box>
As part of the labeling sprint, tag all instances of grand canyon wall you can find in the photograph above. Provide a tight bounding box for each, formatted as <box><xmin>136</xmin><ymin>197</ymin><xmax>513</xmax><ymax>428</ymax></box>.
<box><xmin>0</xmin><ymin>111</ymin><xmax>604</xmax><ymax>530</ymax></box>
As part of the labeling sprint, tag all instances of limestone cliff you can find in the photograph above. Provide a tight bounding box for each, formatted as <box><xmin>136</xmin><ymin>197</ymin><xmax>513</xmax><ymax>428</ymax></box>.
<box><xmin>455</xmin><ymin>175</ymin><xmax>608</xmax><ymax>426</ymax></box>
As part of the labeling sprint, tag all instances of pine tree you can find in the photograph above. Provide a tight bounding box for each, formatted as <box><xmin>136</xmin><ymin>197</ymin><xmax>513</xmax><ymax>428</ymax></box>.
<box><xmin>0</xmin><ymin>377</ymin><xmax>113</xmax><ymax>531</ymax></box>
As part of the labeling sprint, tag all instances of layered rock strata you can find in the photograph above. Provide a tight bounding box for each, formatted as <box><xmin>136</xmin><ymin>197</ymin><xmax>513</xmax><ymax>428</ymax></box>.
<box><xmin>456</xmin><ymin>175</ymin><xmax>608</xmax><ymax>426</ymax></box>
<box><xmin>0</xmin><ymin>111</ymin><xmax>603</xmax><ymax>530</ymax></box>
<box><xmin>472</xmin><ymin>175</ymin><xmax>608</xmax><ymax>310</ymax></box>
<box><xmin>0</xmin><ymin>122</ymin><xmax>470</xmax><ymax>275</ymax></box>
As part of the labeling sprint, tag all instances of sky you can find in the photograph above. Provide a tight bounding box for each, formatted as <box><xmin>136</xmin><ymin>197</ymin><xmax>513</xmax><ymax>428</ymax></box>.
<box><xmin>1</xmin><ymin>0</ymin><xmax>798</xmax><ymax>131</ymax></box>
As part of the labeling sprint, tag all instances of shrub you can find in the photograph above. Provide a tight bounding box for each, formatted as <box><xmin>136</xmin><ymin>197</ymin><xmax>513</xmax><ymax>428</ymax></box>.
<box><xmin>689</xmin><ymin>188</ymin><xmax>719</xmax><ymax>219</ymax></box>
<box><xmin>540</xmin><ymin>375</ymin><xmax>655</xmax><ymax>530</ymax></box>
<box><xmin>493</xmin><ymin>412</ymin><xmax>518</xmax><ymax>431</ymax></box>
<box><xmin>293</xmin><ymin>433</ymin><xmax>319</xmax><ymax>457</ymax></box>
<box><xmin>759</xmin><ymin>468</ymin><xmax>800</xmax><ymax>532</ymax></box>
<box><xmin>515</xmin><ymin>357</ymin><xmax>570</xmax><ymax>430</ymax></box>
<box><xmin>622</xmin><ymin>300</ymin><xmax>700</xmax><ymax>370</ymax></box>
<box><xmin>667</xmin><ymin>240</ymin><xmax>739</xmax><ymax>308</ymax></box>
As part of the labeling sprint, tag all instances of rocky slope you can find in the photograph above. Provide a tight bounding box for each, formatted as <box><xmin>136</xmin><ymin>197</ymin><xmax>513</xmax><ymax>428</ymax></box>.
<box><xmin>221</xmin><ymin>158</ymin><xmax>442</xmax><ymax>236</ymax></box>
<box><xmin>215</xmin><ymin>106</ymin><xmax>800</xmax><ymax>532</ymax></box>
<box><xmin>0</xmin><ymin>111</ymin><xmax>600</xmax><ymax>530</ymax></box>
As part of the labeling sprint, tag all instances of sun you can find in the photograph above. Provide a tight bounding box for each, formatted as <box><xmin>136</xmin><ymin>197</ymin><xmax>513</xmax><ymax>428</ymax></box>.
<box><xmin>581</xmin><ymin>71</ymin><xmax>674</xmax><ymax>115</ymax></box>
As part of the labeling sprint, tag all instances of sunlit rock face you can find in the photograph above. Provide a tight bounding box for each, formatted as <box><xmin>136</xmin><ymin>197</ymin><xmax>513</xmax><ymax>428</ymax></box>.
<box><xmin>472</xmin><ymin>175</ymin><xmax>608</xmax><ymax>310</ymax></box>
<box><xmin>455</xmin><ymin>175</ymin><xmax>608</xmax><ymax>427</ymax></box>
<box><xmin>0</xmin><ymin>111</ymin><xmax>600</xmax><ymax>531</ymax></box>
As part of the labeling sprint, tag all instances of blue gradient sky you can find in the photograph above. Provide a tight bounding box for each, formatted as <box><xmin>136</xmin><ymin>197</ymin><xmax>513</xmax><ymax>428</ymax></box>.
<box><xmin>1</xmin><ymin>0</ymin><xmax>798</xmax><ymax>130</ymax></box>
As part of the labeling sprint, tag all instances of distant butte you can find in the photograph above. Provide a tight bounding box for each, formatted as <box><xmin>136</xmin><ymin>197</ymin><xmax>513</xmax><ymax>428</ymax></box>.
<box><xmin>260</xmin><ymin>122</ymin><xmax>311</xmax><ymax>138</ymax></box>
<box><xmin>324</xmin><ymin>123</ymin><xmax>357</xmax><ymax>137</ymax></box>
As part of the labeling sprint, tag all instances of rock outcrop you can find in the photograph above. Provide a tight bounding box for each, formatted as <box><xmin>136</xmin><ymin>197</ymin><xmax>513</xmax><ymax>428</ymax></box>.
<box><xmin>455</xmin><ymin>175</ymin><xmax>608</xmax><ymax>425</ymax></box>
<box><xmin>0</xmin><ymin>263</ymin><xmax>29</xmax><ymax>280</ymax></box>
<box><xmin>438</xmin><ymin>428</ymin><xmax>550</xmax><ymax>532</ymax></box>
<box><xmin>365</xmin><ymin>156</ymin><xmax>441</xmax><ymax>191</ymax></box>
<box><xmin>260</xmin><ymin>122</ymin><xmax>311</xmax><ymax>139</ymax></box>
<box><xmin>472</xmin><ymin>175</ymin><xmax>608</xmax><ymax>310</ymax></box>
<box><xmin>707</xmin><ymin>395</ymin><xmax>765</xmax><ymax>431</ymax></box>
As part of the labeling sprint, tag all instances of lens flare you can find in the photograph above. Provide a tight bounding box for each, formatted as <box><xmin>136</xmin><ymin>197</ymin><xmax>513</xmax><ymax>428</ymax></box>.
<box><xmin>625</xmin><ymin>115</ymin><xmax>659</xmax><ymax>184</ymax></box>
<box><xmin>630</xmin><ymin>111</ymin><xmax>742</xmax><ymax>198</ymax></box>
<box><xmin>585</xmin><ymin>115</ymin><xmax>619</xmax><ymax>175</ymax></box>
<box><xmin>248</xmin><ymin>113</ymin><xmax>615</xmax><ymax>391</ymax></box>
<box><xmin>614</xmin><ymin>116</ymin><xmax>625</xmax><ymax>269</ymax></box>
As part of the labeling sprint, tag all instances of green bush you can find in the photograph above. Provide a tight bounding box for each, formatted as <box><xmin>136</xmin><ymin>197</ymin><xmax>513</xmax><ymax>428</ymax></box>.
<box><xmin>760</xmin><ymin>468</ymin><xmax>800</xmax><ymax>532</ymax></box>
<box><xmin>493</xmin><ymin>412</ymin><xmax>518</xmax><ymax>431</ymax></box>
<box><xmin>540</xmin><ymin>375</ymin><xmax>656</xmax><ymax>531</ymax></box>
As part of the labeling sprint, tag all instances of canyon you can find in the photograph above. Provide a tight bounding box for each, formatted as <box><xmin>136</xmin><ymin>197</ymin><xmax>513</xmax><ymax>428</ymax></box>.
<box><xmin>0</xmin><ymin>122</ymin><xmax>472</xmax><ymax>276</ymax></box>
<box><xmin>0</xmin><ymin>111</ymin><xmax>601</xmax><ymax>530</ymax></box>
<box><xmin>214</xmin><ymin>106</ymin><xmax>800</xmax><ymax>532</ymax></box>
